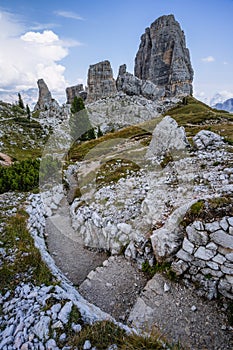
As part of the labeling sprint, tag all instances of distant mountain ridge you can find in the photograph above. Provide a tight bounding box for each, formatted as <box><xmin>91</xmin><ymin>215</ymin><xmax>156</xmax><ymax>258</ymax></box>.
<box><xmin>213</xmin><ymin>98</ymin><xmax>233</xmax><ymax>112</ymax></box>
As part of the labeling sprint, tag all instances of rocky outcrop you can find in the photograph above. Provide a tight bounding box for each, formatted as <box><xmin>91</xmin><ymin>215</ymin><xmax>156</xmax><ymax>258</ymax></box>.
<box><xmin>66</xmin><ymin>84</ymin><xmax>87</xmax><ymax>104</ymax></box>
<box><xmin>134</xmin><ymin>14</ymin><xmax>193</xmax><ymax>97</ymax></box>
<box><xmin>193</xmin><ymin>130</ymin><xmax>224</xmax><ymax>150</ymax></box>
<box><xmin>86</xmin><ymin>60</ymin><xmax>117</xmax><ymax>103</ymax></box>
<box><xmin>34</xmin><ymin>79</ymin><xmax>59</xmax><ymax>111</ymax></box>
<box><xmin>116</xmin><ymin>64</ymin><xmax>164</xmax><ymax>100</ymax></box>
<box><xmin>146</xmin><ymin>115</ymin><xmax>190</xmax><ymax>160</ymax></box>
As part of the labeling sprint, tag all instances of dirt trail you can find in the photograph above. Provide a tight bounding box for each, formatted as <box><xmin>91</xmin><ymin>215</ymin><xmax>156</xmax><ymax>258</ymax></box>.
<box><xmin>45</xmin><ymin>198</ymin><xmax>233</xmax><ymax>349</ymax></box>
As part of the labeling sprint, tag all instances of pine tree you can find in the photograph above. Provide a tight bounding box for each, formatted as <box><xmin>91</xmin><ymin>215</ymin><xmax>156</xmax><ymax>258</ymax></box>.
<box><xmin>71</xmin><ymin>96</ymin><xmax>85</xmax><ymax>114</ymax></box>
<box><xmin>26</xmin><ymin>104</ymin><xmax>31</xmax><ymax>120</ymax></box>
<box><xmin>87</xmin><ymin>127</ymin><xmax>96</xmax><ymax>140</ymax></box>
<box><xmin>70</xmin><ymin>96</ymin><xmax>95</xmax><ymax>141</ymax></box>
<box><xmin>18</xmin><ymin>93</ymin><xmax>25</xmax><ymax>109</ymax></box>
<box><xmin>97</xmin><ymin>125</ymin><xmax>103</xmax><ymax>138</ymax></box>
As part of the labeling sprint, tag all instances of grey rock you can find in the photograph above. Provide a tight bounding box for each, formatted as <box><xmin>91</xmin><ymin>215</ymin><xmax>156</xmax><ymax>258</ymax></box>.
<box><xmin>226</xmin><ymin>253</ymin><xmax>233</xmax><ymax>262</ymax></box>
<box><xmin>193</xmin><ymin>130</ymin><xmax>224</xmax><ymax>150</ymax></box>
<box><xmin>201</xmin><ymin>268</ymin><xmax>223</xmax><ymax>278</ymax></box>
<box><xmin>206</xmin><ymin>261</ymin><xmax>219</xmax><ymax>270</ymax></box>
<box><xmin>164</xmin><ymin>282</ymin><xmax>170</xmax><ymax>292</ymax></box>
<box><xmin>186</xmin><ymin>225</ymin><xmax>209</xmax><ymax>246</ymax></box>
<box><xmin>171</xmin><ymin>260</ymin><xmax>189</xmax><ymax>275</ymax></box>
<box><xmin>86</xmin><ymin>60</ymin><xmax>117</xmax><ymax>102</ymax></box>
<box><xmin>58</xmin><ymin>301</ymin><xmax>73</xmax><ymax>324</ymax></box>
<box><xmin>116</xmin><ymin>64</ymin><xmax>164</xmax><ymax>100</ymax></box>
<box><xmin>191</xmin><ymin>305</ymin><xmax>197</xmax><ymax>312</ymax></box>
<box><xmin>211</xmin><ymin>230</ymin><xmax>233</xmax><ymax>249</ymax></box>
<box><xmin>205</xmin><ymin>221</ymin><xmax>221</xmax><ymax>233</ymax></box>
<box><xmin>194</xmin><ymin>247</ymin><xmax>215</xmax><ymax>261</ymax></box>
<box><xmin>34</xmin><ymin>79</ymin><xmax>59</xmax><ymax>111</ymax></box>
<box><xmin>33</xmin><ymin>316</ymin><xmax>51</xmax><ymax>340</ymax></box>
<box><xmin>66</xmin><ymin>84</ymin><xmax>87</xmax><ymax>104</ymax></box>
<box><xmin>221</xmin><ymin>265</ymin><xmax>233</xmax><ymax>275</ymax></box>
<box><xmin>228</xmin><ymin>217</ymin><xmax>233</xmax><ymax>227</ymax></box>
<box><xmin>213</xmin><ymin>254</ymin><xmax>226</xmax><ymax>265</ymax></box>
<box><xmin>146</xmin><ymin>116</ymin><xmax>190</xmax><ymax>159</ymax></box>
<box><xmin>192</xmin><ymin>221</ymin><xmax>205</xmax><ymax>231</ymax></box>
<box><xmin>83</xmin><ymin>340</ymin><xmax>92</xmax><ymax>349</ymax></box>
<box><xmin>116</xmin><ymin>67</ymin><xmax>142</xmax><ymax>96</ymax></box>
<box><xmin>182</xmin><ymin>237</ymin><xmax>194</xmax><ymax>254</ymax></box>
<box><xmin>72</xmin><ymin>323</ymin><xmax>82</xmax><ymax>332</ymax></box>
<box><xmin>176</xmin><ymin>249</ymin><xmax>193</xmax><ymax>262</ymax></box>
<box><xmin>0</xmin><ymin>336</ymin><xmax>14</xmax><ymax>348</ymax></box>
<box><xmin>220</xmin><ymin>217</ymin><xmax>229</xmax><ymax>231</ymax></box>
<box><xmin>134</xmin><ymin>14</ymin><xmax>193</xmax><ymax>97</ymax></box>
<box><xmin>206</xmin><ymin>242</ymin><xmax>218</xmax><ymax>251</ymax></box>
<box><xmin>46</xmin><ymin>339</ymin><xmax>58</xmax><ymax>349</ymax></box>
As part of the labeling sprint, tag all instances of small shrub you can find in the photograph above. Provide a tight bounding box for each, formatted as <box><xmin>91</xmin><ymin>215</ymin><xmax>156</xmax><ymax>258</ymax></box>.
<box><xmin>142</xmin><ymin>260</ymin><xmax>176</xmax><ymax>281</ymax></box>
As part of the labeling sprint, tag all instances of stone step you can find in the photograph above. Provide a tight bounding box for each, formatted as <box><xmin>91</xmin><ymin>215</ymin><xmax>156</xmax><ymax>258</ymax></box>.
<box><xmin>78</xmin><ymin>255</ymin><xmax>147</xmax><ymax>322</ymax></box>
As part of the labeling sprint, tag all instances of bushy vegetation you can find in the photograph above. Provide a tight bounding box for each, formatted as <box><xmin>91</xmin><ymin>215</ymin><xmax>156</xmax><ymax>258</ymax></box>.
<box><xmin>0</xmin><ymin>159</ymin><xmax>40</xmax><ymax>193</ymax></box>
<box><xmin>142</xmin><ymin>260</ymin><xmax>176</xmax><ymax>281</ymax></box>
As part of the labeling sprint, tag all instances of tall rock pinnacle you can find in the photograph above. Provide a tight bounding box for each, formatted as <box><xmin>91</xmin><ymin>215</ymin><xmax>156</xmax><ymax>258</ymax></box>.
<box><xmin>86</xmin><ymin>60</ymin><xmax>117</xmax><ymax>103</ymax></box>
<box><xmin>34</xmin><ymin>79</ymin><xmax>55</xmax><ymax>111</ymax></box>
<box><xmin>134</xmin><ymin>14</ymin><xmax>194</xmax><ymax>97</ymax></box>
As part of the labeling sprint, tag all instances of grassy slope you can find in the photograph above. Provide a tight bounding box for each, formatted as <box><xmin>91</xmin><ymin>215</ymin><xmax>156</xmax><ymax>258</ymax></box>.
<box><xmin>0</xmin><ymin>101</ymin><xmax>48</xmax><ymax>161</ymax></box>
<box><xmin>68</xmin><ymin>96</ymin><xmax>233</xmax><ymax>163</ymax></box>
<box><xmin>165</xmin><ymin>96</ymin><xmax>233</xmax><ymax>141</ymax></box>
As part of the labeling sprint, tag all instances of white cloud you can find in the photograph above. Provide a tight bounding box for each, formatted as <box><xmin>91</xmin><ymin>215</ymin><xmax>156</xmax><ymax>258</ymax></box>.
<box><xmin>54</xmin><ymin>10</ymin><xmax>83</xmax><ymax>20</ymax></box>
<box><xmin>0</xmin><ymin>11</ymin><xmax>80</xmax><ymax>102</ymax></box>
<box><xmin>201</xmin><ymin>56</ymin><xmax>215</xmax><ymax>63</ymax></box>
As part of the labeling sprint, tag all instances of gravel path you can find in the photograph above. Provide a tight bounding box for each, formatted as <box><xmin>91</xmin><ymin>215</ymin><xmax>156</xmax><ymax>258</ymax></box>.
<box><xmin>45</xmin><ymin>199</ymin><xmax>108</xmax><ymax>285</ymax></box>
<box><xmin>79</xmin><ymin>255</ymin><xmax>147</xmax><ymax>321</ymax></box>
<box><xmin>129</xmin><ymin>273</ymin><xmax>233</xmax><ymax>350</ymax></box>
<box><xmin>45</xmin><ymin>199</ymin><xmax>233</xmax><ymax>349</ymax></box>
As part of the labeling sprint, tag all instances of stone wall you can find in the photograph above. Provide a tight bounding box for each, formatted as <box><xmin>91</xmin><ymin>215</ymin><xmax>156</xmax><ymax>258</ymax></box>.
<box><xmin>172</xmin><ymin>216</ymin><xmax>233</xmax><ymax>300</ymax></box>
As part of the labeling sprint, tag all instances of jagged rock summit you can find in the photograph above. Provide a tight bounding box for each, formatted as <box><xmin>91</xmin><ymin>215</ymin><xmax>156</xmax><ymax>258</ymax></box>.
<box><xmin>86</xmin><ymin>60</ymin><xmax>117</xmax><ymax>103</ymax></box>
<box><xmin>34</xmin><ymin>79</ymin><xmax>59</xmax><ymax>111</ymax></box>
<box><xmin>134</xmin><ymin>14</ymin><xmax>193</xmax><ymax>97</ymax></box>
<box><xmin>85</xmin><ymin>15</ymin><xmax>193</xmax><ymax>103</ymax></box>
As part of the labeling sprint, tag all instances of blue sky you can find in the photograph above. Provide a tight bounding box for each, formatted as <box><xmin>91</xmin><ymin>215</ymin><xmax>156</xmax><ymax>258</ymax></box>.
<box><xmin>1</xmin><ymin>0</ymin><xmax>233</xmax><ymax>105</ymax></box>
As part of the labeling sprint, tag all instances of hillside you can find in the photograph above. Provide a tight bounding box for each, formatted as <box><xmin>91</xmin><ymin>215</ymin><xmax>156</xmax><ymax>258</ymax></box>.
<box><xmin>1</xmin><ymin>93</ymin><xmax>233</xmax><ymax>349</ymax></box>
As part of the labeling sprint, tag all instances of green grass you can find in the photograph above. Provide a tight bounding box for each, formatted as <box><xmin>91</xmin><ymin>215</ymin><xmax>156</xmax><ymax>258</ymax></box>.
<box><xmin>68</xmin><ymin>320</ymin><xmax>180</xmax><ymax>350</ymax></box>
<box><xmin>181</xmin><ymin>196</ymin><xmax>233</xmax><ymax>227</ymax></box>
<box><xmin>0</xmin><ymin>210</ymin><xmax>54</xmax><ymax>293</ymax></box>
<box><xmin>164</xmin><ymin>96</ymin><xmax>233</xmax><ymax>142</ymax></box>
<box><xmin>96</xmin><ymin>158</ymin><xmax>140</xmax><ymax>187</ymax></box>
<box><xmin>142</xmin><ymin>260</ymin><xmax>177</xmax><ymax>281</ymax></box>
<box><xmin>67</xmin><ymin>121</ymin><xmax>162</xmax><ymax>163</ymax></box>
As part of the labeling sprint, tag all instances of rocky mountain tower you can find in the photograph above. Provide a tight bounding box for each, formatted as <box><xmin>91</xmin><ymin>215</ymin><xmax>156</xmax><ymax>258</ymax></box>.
<box><xmin>134</xmin><ymin>14</ymin><xmax>193</xmax><ymax>97</ymax></box>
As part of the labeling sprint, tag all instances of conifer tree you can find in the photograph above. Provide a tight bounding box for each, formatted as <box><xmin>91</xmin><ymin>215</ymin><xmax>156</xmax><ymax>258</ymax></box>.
<box><xmin>26</xmin><ymin>104</ymin><xmax>31</xmax><ymax>120</ymax></box>
<box><xmin>18</xmin><ymin>93</ymin><xmax>25</xmax><ymax>109</ymax></box>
